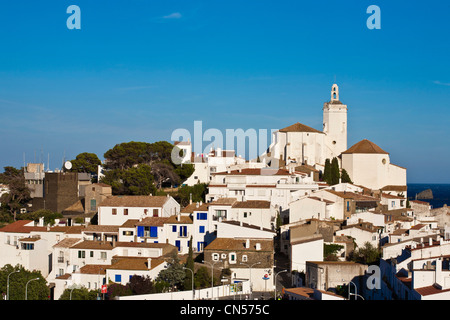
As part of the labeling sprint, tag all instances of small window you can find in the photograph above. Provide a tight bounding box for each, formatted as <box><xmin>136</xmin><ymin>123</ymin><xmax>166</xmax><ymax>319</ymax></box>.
<box><xmin>115</xmin><ymin>274</ymin><xmax>121</xmax><ymax>283</ymax></box>
<box><xmin>242</xmin><ymin>255</ymin><xmax>248</xmax><ymax>262</ymax></box>
<box><xmin>153</xmin><ymin>209</ymin><xmax>158</xmax><ymax>217</ymax></box>
<box><xmin>78</xmin><ymin>250</ymin><xmax>85</xmax><ymax>258</ymax></box>
<box><xmin>199</xmin><ymin>226</ymin><xmax>205</xmax><ymax>233</ymax></box>
<box><xmin>112</xmin><ymin>208</ymin><xmax>117</xmax><ymax>215</ymax></box>
<box><xmin>212</xmin><ymin>253</ymin><xmax>219</xmax><ymax>261</ymax></box>
<box><xmin>124</xmin><ymin>208</ymin><xmax>128</xmax><ymax>215</ymax></box>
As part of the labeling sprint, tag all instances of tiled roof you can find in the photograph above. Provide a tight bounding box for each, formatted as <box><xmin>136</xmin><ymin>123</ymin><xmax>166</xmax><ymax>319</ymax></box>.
<box><xmin>108</xmin><ymin>257</ymin><xmax>165</xmax><ymax>271</ymax></box>
<box><xmin>53</xmin><ymin>237</ymin><xmax>83</xmax><ymax>248</ymax></box>
<box><xmin>181</xmin><ymin>203</ymin><xmax>208</xmax><ymax>213</ymax></box>
<box><xmin>136</xmin><ymin>217</ymin><xmax>169</xmax><ymax>227</ymax></box>
<box><xmin>325</xmin><ymin>190</ymin><xmax>378</xmax><ymax>201</ymax></box>
<box><xmin>165</xmin><ymin>215</ymin><xmax>193</xmax><ymax>224</ymax></box>
<box><xmin>78</xmin><ymin>264</ymin><xmax>108</xmax><ymax>274</ymax></box>
<box><xmin>232</xmin><ymin>200</ymin><xmax>271</xmax><ymax>209</ymax></box>
<box><xmin>99</xmin><ymin>195</ymin><xmax>169</xmax><ymax>208</ymax></box>
<box><xmin>71</xmin><ymin>240</ymin><xmax>115</xmax><ymax>250</ymax></box>
<box><xmin>204</xmin><ymin>238</ymin><xmax>273</xmax><ymax>252</ymax></box>
<box><xmin>415</xmin><ymin>284</ymin><xmax>450</xmax><ymax>296</ymax></box>
<box><xmin>279</xmin><ymin>122</ymin><xmax>323</xmax><ymax>134</ymax></box>
<box><xmin>208</xmin><ymin>198</ymin><xmax>238</xmax><ymax>206</ymax></box>
<box><xmin>342</xmin><ymin>139</ymin><xmax>389</xmax><ymax>154</ymax></box>
<box><xmin>0</xmin><ymin>220</ymin><xmax>47</xmax><ymax>233</ymax></box>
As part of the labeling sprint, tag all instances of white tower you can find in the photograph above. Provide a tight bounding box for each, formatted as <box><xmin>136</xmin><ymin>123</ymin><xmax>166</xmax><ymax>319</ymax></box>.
<box><xmin>323</xmin><ymin>84</ymin><xmax>348</xmax><ymax>159</ymax></box>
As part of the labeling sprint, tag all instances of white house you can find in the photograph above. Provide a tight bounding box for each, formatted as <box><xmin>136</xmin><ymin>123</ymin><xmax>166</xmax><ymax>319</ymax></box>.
<box><xmin>290</xmin><ymin>234</ymin><xmax>324</xmax><ymax>275</ymax></box>
<box><xmin>98</xmin><ymin>195</ymin><xmax>180</xmax><ymax>226</ymax></box>
<box><xmin>341</xmin><ymin>139</ymin><xmax>407</xmax><ymax>191</ymax></box>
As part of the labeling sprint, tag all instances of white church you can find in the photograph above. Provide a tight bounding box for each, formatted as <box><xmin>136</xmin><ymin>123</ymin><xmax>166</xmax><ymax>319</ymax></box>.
<box><xmin>262</xmin><ymin>84</ymin><xmax>407</xmax><ymax>191</ymax></box>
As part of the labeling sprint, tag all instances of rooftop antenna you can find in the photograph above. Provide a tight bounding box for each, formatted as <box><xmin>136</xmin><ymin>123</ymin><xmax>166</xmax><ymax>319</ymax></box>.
<box><xmin>47</xmin><ymin>153</ymin><xmax>50</xmax><ymax>172</ymax></box>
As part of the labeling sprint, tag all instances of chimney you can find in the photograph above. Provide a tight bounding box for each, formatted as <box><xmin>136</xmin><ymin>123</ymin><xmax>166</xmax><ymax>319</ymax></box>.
<box><xmin>189</xmin><ymin>193</ymin><xmax>192</xmax><ymax>205</ymax></box>
<box><xmin>112</xmin><ymin>237</ymin><xmax>116</xmax><ymax>247</ymax></box>
<box><xmin>429</xmin><ymin>237</ymin><xmax>433</xmax><ymax>246</ymax></box>
<box><xmin>245</xmin><ymin>239</ymin><xmax>250</xmax><ymax>248</ymax></box>
<box><xmin>177</xmin><ymin>214</ymin><xmax>180</xmax><ymax>222</ymax></box>
<box><xmin>147</xmin><ymin>258</ymin><xmax>152</xmax><ymax>270</ymax></box>
<box><xmin>255</xmin><ymin>243</ymin><xmax>261</xmax><ymax>251</ymax></box>
<box><xmin>196</xmin><ymin>202</ymin><xmax>199</xmax><ymax>208</ymax></box>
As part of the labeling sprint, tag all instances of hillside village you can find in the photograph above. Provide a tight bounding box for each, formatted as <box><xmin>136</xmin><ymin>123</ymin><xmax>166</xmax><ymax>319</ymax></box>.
<box><xmin>1</xmin><ymin>84</ymin><xmax>450</xmax><ymax>300</ymax></box>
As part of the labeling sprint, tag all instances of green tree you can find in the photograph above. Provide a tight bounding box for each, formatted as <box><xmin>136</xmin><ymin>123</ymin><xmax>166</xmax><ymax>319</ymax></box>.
<box><xmin>174</xmin><ymin>163</ymin><xmax>195</xmax><ymax>183</ymax></box>
<box><xmin>156</xmin><ymin>252</ymin><xmax>185</xmax><ymax>291</ymax></box>
<box><xmin>100</xmin><ymin>165</ymin><xmax>157</xmax><ymax>196</ymax></box>
<box><xmin>323</xmin><ymin>159</ymin><xmax>331</xmax><ymax>184</ymax></box>
<box><xmin>350</xmin><ymin>242</ymin><xmax>381</xmax><ymax>265</ymax></box>
<box><xmin>129</xmin><ymin>275</ymin><xmax>155</xmax><ymax>295</ymax></box>
<box><xmin>340</xmin><ymin>168</ymin><xmax>353</xmax><ymax>184</ymax></box>
<box><xmin>69</xmin><ymin>152</ymin><xmax>101</xmax><ymax>175</ymax></box>
<box><xmin>19</xmin><ymin>209</ymin><xmax>63</xmax><ymax>226</ymax></box>
<box><xmin>59</xmin><ymin>287</ymin><xmax>99</xmax><ymax>300</ymax></box>
<box><xmin>106</xmin><ymin>283</ymin><xmax>132</xmax><ymax>299</ymax></box>
<box><xmin>194</xmin><ymin>266</ymin><xmax>212</xmax><ymax>289</ymax></box>
<box><xmin>184</xmin><ymin>236</ymin><xmax>195</xmax><ymax>290</ymax></box>
<box><xmin>0</xmin><ymin>167</ymin><xmax>30</xmax><ymax>221</ymax></box>
<box><xmin>324</xmin><ymin>243</ymin><xmax>344</xmax><ymax>261</ymax></box>
<box><xmin>330</xmin><ymin>157</ymin><xmax>340</xmax><ymax>185</ymax></box>
<box><xmin>0</xmin><ymin>264</ymin><xmax>49</xmax><ymax>300</ymax></box>
<box><xmin>175</xmin><ymin>183</ymin><xmax>208</xmax><ymax>207</ymax></box>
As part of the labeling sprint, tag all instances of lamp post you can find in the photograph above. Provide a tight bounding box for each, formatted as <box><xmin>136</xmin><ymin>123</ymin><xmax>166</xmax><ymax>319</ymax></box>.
<box><xmin>183</xmin><ymin>267</ymin><xmax>195</xmax><ymax>300</ymax></box>
<box><xmin>240</xmin><ymin>261</ymin><xmax>261</xmax><ymax>300</ymax></box>
<box><xmin>274</xmin><ymin>270</ymin><xmax>287</xmax><ymax>300</ymax></box>
<box><xmin>7</xmin><ymin>270</ymin><xmax>19</xmax><ymax>300</ymax></box>
<box><xmin>202</xmin><ymin>260</ymin><xmax>222</xmax><ymax>300</ymax></box>
<box><xmin>348</xmin><ymin>281</ymin><xmax>365</xmax><ymax>300</ymax></box>
<box><xmin>25</xmin><ymin>278</ymin><xmax>39</xmax><ymax>300</ymax></box>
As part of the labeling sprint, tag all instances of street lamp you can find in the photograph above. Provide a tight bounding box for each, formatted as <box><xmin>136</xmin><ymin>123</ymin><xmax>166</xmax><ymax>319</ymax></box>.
<box><xmin>240</xmin><ymin>261</ymin><xmax>261</xmax><ymax>300</ymax></box>
<box><xmin>274</xmin><ymin>270</ymin><xmax>287</xmax><ymax>300</ymax></box>
<box><xmin>348</xmin><ymin>281</ymin><xmax>365</xmax><ymax>300</ymax></box>
<box><xmin>25</xmin><ymin>278</ymin><xmax>39</xmax><ymax>300</ymax></box>
<box><xmin>7</xmin><ymin>270</ymin><xmax>20</xmax><ymax>300</ymax></box>
<box><xmin>183</xmin><ymin>267</ymin><xmax>195</xmax><ymax>300</ymax></box>
<box><xmin>202</xmin><ymin>260</ymin><xmax>222</xmax><ymax>300</ymax></box>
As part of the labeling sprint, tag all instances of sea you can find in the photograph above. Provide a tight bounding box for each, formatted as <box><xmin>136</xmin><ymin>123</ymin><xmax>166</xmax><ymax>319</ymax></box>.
<box><xmin>407</xmin><ymin>183</ymin><xmax>450</xmax><ymax>209</ymax></box>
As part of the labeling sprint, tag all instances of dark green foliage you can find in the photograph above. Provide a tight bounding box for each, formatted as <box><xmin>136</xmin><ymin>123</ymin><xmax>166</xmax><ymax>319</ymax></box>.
<box><xmin>19</xmin><ymin>209</ymin><xmax>63</xmax><ymax>226</ymax></box>
<box><xmin>69</xmin><ymin>152</ymin><xmax>101</xmax><ymax>175</ymax></box>
<box><xmin>330</xmin><ymin>157</ymin><xmax>340</xmax><ymax>185</ymax></box>
<box><xmin>183</xmin><ymin>236</ymin><xmax>195</xmax><ymax>290</ymax></box>
<box><xmin>0</xmin><ymin>166</ymin><xmax>30</xmax><ymax>221</ymax></box>
<box><xmin>59</xmin><ymin>287</ymin><xmax>99</xmax><ymax>300</ymax></box>
<box><xmin>156</xmin><ymin>252</ymin><xmax>185</xmax><ymax>290</ymax></box>
<box><xmin>340</xmin><ymin>168</ymin><xmax>353</xmax><ymax>184</ymax></box>
<box><xmin>324</xmin><ymin>243</ymin><xmax>344</xmax><ymax>261</ymax></box>
<box><xmin>129</xmin><ymin>275</ymin><xmax>155</xmax><ymax>295</ymax></box>
<box><xmin>350</xmin><ymin>242</ymin><xmax>381</xmax><ymax>265</ymax></box>
<box><xmin>323</xmin><ymin>159</ymin><xmax>331</xmax><ymax>184</ymax></box>
<box><xmin>194</xmin><ymin>266</ymin><xmax>212</xmax><ymax>289</ymax></box>
<box><xmin>175</xmin><ymin>183</ymin><xmax>208</xmax><ymax>207</ymax></box>
<box><xmin>0</xmin><ymin>264</ymin><xmax>49</xmax><ymax>300</ymax></box>
<box><xmin>106</xmin><ymin>283</ymin><xmax>132</xmax><ymax>299</ymax></box>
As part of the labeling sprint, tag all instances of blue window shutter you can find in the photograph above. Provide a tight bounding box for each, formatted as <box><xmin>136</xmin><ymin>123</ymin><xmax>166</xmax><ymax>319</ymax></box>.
<box><xmin>115</xmin><ymin>274</ymin><xmax>121</xmax><ymax>282</ymax></box>
<box><xmin>172</xmin><ymin>225</ymin><xmax>177</xmax><ymax>232</ymax></box>
<box><xmin>199</xmin><ymin>226</ymin><xmax>205</xmax><ymax>233</ymax></box>
<box><xmin>175</xmin><ymin>240</ymin><xmax>181</xmax><ymax>251</ymax></box>
<box><xmin>197</xmin><ymin>212</ymin><xmax>200</xmax><ymax>220</ymax></box>
<box><xmin>137</xmin><ymin>226</ymin><xmax>144</xmax><ymax>237</ymax></box>
<box><xmin>201</xmin><ymin>212</ymin><xmax>207</xmax><ymax>220</ymax></box>
<box><xmin>150</xmin><ymin>226</ymin><xmax>158</xmax><ymax>238</ymax></box>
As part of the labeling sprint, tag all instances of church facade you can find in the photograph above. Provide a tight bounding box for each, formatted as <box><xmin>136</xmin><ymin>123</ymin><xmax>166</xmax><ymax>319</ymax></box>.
<box><xmin>265</xmin><ymin>84</ymin><xmax>347</xmax><ymax>167</ymax></box>
<box><xmin>263</xmin><ymin>84</ymin><xmax>406</xmax><ymax>191</ymax></box>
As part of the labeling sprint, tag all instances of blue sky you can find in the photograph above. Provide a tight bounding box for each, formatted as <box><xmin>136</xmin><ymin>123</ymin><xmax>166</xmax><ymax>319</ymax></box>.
<box><xmin>0</xmin><ymin>0</ymin><xmax>449</xmax><ymax>183</ymax></box>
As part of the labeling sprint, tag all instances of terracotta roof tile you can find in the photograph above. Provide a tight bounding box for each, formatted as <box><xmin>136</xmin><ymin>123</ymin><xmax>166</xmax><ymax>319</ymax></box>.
<box><xmin>279</xmin><ymin>122</ymin><xmax>323</xmax><ymax>134</ymax></box>
<box><xmin>342</xmin><ymin>139</ymin><xmax>389</xmax><ymax>154</ymax></box>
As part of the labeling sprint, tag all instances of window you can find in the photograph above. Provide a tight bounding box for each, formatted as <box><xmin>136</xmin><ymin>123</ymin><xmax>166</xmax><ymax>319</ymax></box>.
<box><xmin>100</xmin><ymin>252</ymin><xmax>107</xmax><ymax>260</ymax></box>
<box><xmin>90</xmin><ymin>251</ymin><xmax>94</xmax><ymax>258</ymax></box>
<box><xmin>122</xmin><ymin>230</ymin><xmax>133</xmax><ymax>236</ymax></box>
<box><xmin>346</xmin><ymin>201</ymin><xmax>350</xmax><ymax>212</ymax></box>
<box><xmin>78</xmin><ymin>250</ymin><xmax>85</xmax><ymax>258</ymax></box>
<box><xmin>172</xmin><ymin>225</ymin><xmax>177</xmax><ymax>232</ymax></box>
<box><xmin>21</xmin><ymin>243</ymin><xmax>34</xmax><ymax>250</ymax></box>
<box><xmin>242</xmin><ymin>255</ymin><xmax>248</xmax><ymax>262</ymax></box>
<box><xmin>124</xmin><ymin>208</ymin><xmax>128</xmax><ymax>215</ymax></box>
<box><xmin>199</xmin><ymin>226</ymin><xmax>205</xmax><ymax>233</ymax></box>
<box><xmin>244</xmin><ymin>212</ymin><xmax>247</xmax><ymax>218</ymax></box>
<box><xmin>153</xmin><ymin>209</ymin><xmax>158</xmax><ymax>217</ymax></box>
<box><xmin>112</xmin><ymin>208</ymin><xmax>117</xmax><ymax>215</ymax></box>
<box><xmin>115</xmin><ymin>274</ymin><xmax>121</xmax><ymax>283</ymax></box>
<box><xmin>212</xmin><ymin>253</ymin><xmax>219</xmax><ymax>261</ymax></box>
<box><xmin>90</xmin><ymin>199</ymin><xmax>96</xmax><ymax>211</ymax></box>
<box><xmin>229</xmin><ymin>253</ymin><xmax>237</xmax><ymax>264</ymax></box>
<box><xmin>197</xmin><ymin>212</ymin><xmax>207</xmax><ymax>220</ymax></box>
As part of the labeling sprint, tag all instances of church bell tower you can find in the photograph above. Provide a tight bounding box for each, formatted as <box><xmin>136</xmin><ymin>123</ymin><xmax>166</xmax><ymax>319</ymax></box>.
<box><xmin>323</xmin><ymin>84</ymin><xmax>348</xmax><ymax>159</ymax></box>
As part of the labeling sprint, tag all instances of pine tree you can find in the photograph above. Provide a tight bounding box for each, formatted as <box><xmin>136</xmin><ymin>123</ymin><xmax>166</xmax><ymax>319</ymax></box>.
<box><xmin>323</xmin><ymin>159</ymin><xmax>331</xmax><ymax>184</ymax></box>
<box><xmin>340</xmin><ymin>169</ymin><xmax>353</xmax><ymax>184</ymax></box>
<box><xmin>330</xmin><ymin>157</ymin><xmax>340</xmax><ymax>185</ymax></box>
<box><xmin>184</xmin><ymin>236</ymin><xmax>195</xmax><ymax>290</ymax></box>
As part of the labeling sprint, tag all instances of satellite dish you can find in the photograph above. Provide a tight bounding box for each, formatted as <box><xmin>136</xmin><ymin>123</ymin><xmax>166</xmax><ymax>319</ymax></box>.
<box><xmin>64</xmin><ymin>161</ymin><xmax>72</xmax><ymax>170</ymax></box>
